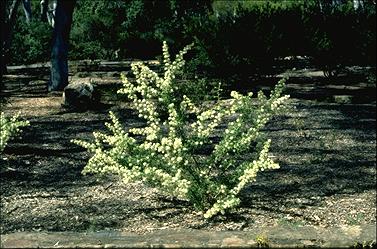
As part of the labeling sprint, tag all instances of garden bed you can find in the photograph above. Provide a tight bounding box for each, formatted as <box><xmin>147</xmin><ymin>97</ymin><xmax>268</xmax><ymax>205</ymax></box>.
<box><xmin>0</xmin><ymin>64</ymin><xmax>375</xmax><ymax>238</ymax></box>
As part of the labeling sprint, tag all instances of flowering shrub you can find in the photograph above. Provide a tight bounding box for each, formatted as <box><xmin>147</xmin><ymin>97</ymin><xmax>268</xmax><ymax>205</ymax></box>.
<box><xmin>73</xmin><ymin>42</ymin><xmax>290</xmax><ymax>218</ymax></box>
<box><xmin>0</xmin><ymin>112</ymin><xmax>29</xmax><ymax>153</ymax></box>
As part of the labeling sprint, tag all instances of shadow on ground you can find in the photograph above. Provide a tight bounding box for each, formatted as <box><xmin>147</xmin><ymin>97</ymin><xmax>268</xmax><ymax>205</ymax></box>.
<box><xmin>1</xmin><ymin>64</ymin><xmax>376</xmax><ymax>233</ymax></box>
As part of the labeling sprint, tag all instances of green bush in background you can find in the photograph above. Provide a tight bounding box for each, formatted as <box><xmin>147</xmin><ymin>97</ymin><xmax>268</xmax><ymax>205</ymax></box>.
<box><xmin>8</xmin><ymin>0</ymin><xmax>376</xmax><ymax>81</ymax></box>
<box><xmin>69</xmin><ymin>0</ymin><xmax>212</xmax><ymax>61</ymax></box>
<box><xmin>10</xmin><ymin>15</ymin><xmax>52</xmax><ymax>65</ymax></box>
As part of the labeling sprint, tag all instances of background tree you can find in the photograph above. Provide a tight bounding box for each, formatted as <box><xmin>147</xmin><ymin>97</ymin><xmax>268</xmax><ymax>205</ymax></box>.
<box><xmin>40</xmin><ymin>0</ymin><xmax>57</xmax><ymax>26</ymax></box>
<box><xmin>1</xmin><ymin>0</ymin><xmax>33</xmax><ymax>85</ymax></box>
<box><xmin>0</xmin><ymin>0</ymin><xmax>6</xmax><ymax>87</ymax></box>
<box><xmin>48</xmin><ymin>0</ymin><xmax>76</xmax><ymax>91</ymax></box>
<box><xmin>3</xmin><ymin>0</ymin><xmax>376</xmax><ymax>90</ymax></box>
<box><xmin>40</xmin><ymin>0</ymin><xmax>49</xmax><ymax>22</ymax></box>
<box><xmin>22</xmin><ymin>0</ymin><xmax>32</xmax><ymax>23</ymax></box>
<box><xmin>1</xmin><ymin>0</ymin><xmax>21</xmax><ymax>78</ymax></box>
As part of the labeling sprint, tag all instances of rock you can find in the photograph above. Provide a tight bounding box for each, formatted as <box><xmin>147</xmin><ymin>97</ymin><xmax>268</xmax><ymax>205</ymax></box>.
<box><xmin>62</xmin><ymin>81</ymin><xmax>99</xmax><ymax>110</ymax></box>
<box><xmin>333</xmin><ymin>95</ymin><xmax>353</xmax><ymax>104</ymax></box>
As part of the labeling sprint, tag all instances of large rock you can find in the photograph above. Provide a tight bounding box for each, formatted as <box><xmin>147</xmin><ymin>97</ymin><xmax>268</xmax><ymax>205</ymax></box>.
<box><xmin>62</xmin><ymin>81</ymin><xmax>99</xmax><ymax>110</ymax></box>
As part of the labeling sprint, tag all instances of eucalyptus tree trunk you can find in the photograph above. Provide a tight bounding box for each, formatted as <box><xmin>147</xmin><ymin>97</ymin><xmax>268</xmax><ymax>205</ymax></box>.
<box><xmin>48</xmin><ymin>0</ymin><xmax>75</xmax><ymax>91</ymax></box>
<box><xmin>48</xmin><ymin>0</ymin><xmax>57</xmax><ymax>27</ymax></box>
<box><xmin>0</xmin><ymin>0</ymin><xmax>6</xmax><ymax>87</ymax></box>
<box><xmin>41</xmin><ymin>0</ymin><xmax>57</xmax><ymax>27</ymax></box>
<box><xmin>1</xmin><ymin>0</ymin><xmax>21</xmax><ymax>78</ymax></box>
<box><xmin>22</xmin><ymin>0</ymin><xmax>32</xmax><ymax>23</ymax></box>
<box><xmin>40</xmin><ymin>0</ymin><xmax>49</xmax><ymax>22</ymax></box>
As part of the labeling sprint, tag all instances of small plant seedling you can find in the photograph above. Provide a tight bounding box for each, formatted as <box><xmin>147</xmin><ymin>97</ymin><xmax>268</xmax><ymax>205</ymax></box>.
<box><xmin>255</xmin><ymin>234</ymin><xmax>270</xmax><ymax>248</ymax></box>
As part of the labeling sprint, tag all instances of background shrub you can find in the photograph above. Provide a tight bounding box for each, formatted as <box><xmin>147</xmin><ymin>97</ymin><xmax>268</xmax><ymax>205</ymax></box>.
<box><xmin>10</xmin><ymin>9</ymin><xmax>52</xmax><ymax>65</ymax></box>
<box><xmin>8</xmin><ymin>0</ymin><xmax>376</xmax><ymax>82</ymax></box>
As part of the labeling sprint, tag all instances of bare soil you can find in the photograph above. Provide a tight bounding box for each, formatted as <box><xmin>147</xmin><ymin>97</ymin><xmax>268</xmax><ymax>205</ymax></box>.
<box><xmin>0</xmin><ymin>64</ymin><xmax>376</xmax><ymax>235</ymax></box>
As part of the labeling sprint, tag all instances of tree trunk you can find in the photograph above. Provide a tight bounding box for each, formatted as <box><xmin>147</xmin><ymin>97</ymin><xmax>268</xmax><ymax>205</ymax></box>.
<box><xmin>41</xmin><ymin>0</ymin><xmax>49</xmax><ymax>22</ymax></box>
<box><xmin>1</xmin><ymin>0</ymin><xmax>21</xmax><ymax>78</ymax></box>
<box><xmin>7</xmin><ymin>0</ymin><xmax>21</xmax><ymax>21</ymax></box>
<box><xmin>22</xmin><ymin>0</ymin><xmax>32</xmax><ymax>23</ymax></box>
<box><xmin>48</xmin><ymin>0</ymin><xmax>75</xmax><ymax>91</ymax></box>
<box><xmin>41</xmin><ymin>0</ymin><xmax>57</xmax><ymax>27</ymax></box>
<box><xmin>48</xmin><ymin>0</ymin><xmax>57</xmax><ymax>27</ymax></box>
<box><xmin>0</xmin><ymin>0</ymin><xmax>6</xmax><ymax>88</ymax></box>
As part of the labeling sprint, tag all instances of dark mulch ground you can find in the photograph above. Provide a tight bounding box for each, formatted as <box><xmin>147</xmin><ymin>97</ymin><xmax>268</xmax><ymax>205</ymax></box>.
<box><xmin>0</xmin><ymin>64</ymin><xmax>375</xmax><ymax>234</ymax></box>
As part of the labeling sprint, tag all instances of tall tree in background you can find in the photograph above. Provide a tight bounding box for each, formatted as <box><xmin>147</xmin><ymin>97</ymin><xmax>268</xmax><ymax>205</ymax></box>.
<box><xmin>40</xmin><ymin>0</ymin><xmax>57</xmax><ymax>27</ymax></box>
<box><xmin>1</xmin><ymin>0</ymin><xmax>22</xmax><ymax>84</ymax></box>
<box><xmin>22</xmin><ymin>0</ymin><xmax>32</xmax><ymax>23</ymax></box>
<box><xmin>1</xmin><ymin>0</ymin><xmax>32</xmax><ymax>85</ymax></box>
<box><xmin>41</xmin><ymin>0</ymin><xmax>49</xmax><ymax>22</ymax></box>
<box><xmin>48</xmin><ymin>0</ymin><xmax>76</xmax><ymax>91</ymax></box>
<box><xmin>0</xmin><ymin>0</ymin><xmax>6</xmax><ymax>87</ymax></box>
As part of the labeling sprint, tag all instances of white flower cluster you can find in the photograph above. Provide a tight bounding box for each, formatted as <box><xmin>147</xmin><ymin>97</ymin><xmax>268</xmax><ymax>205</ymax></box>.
<box><xmin>213</xmin><ymin>78</ymin><xmax>289</xmax><ymax>165</ymax></box>
<box><xmin>203</xmin><ymin>194</ymin><xmax>241</xmax><ymax>219</ymax></box>
<box><xmin>203</xmin><ymin>139</ymin><xmax>279</xmax><ymax>218</ymax></box>
<box><xmin>191</xmin><ymin>104</ymin><xmax>234</xmax><ymax>142</ymax></box>
<box><xmin>73</xmin><ymin>41</ymin><xmax>290</xmax><ymax>219</ymax></box>
<box><xmin>231</xmin><ymin>139</ymin><xmax>279</xmax><ymax>194</ymax></box>
<box><xmin>0</xmin><ymin>112</ymin><xmax>29</xmax><ymax>153</ymax></box>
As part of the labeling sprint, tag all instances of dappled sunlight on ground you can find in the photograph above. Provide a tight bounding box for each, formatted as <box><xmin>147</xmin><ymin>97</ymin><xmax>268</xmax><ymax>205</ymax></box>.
<box><xmin>1</xmin><ymin>63</ymin><xmax>375</xmax><ymax>235</ymax></box>
<box><xmin>3</xmin><ymin>97</ymin><xmax>62</xmax><ymax>117</ymax></box>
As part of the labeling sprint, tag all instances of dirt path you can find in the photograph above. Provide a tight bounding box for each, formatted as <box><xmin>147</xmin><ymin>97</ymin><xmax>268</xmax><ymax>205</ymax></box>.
<box><xmin>0</xmin><ymin>65</ymin><xmax>375</xmax><ymax>237</ymax></box>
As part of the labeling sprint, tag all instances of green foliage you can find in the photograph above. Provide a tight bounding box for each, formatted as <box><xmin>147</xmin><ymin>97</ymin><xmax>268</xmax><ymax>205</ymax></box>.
<box><xmin>0</xmin><ymin>112</ymin><xmax>29</xmax><ymax>153</ymax></box>
<box><xmin>73</xmin><ymin>42</ymin><xmax>290</xmax><ymax>218</ymax></box>
<box><xmin>196</xmin><ymin>0</ymin><xmax>376</xmax><ymax>80</ymax></box>
<box><xmin>70</xmin><ymin>0</ymin><xmax>212</xmax><ymax>60</ymax></box>
<box><xmin>7</xmin><ymin>0</ymin><xmax>52</xmax><ymax>65</ymax></box>
<box><xmin>177</xmin><ymin>77</ymin><xmax>223</xmax><ymax>104</ymax></box>
<box><xmin>8</xmin><ymin>0</ymin><xmax>375</xmax><ymax>83</ymax></box>
<box><xmin>303</xmin><ymin>0</ymin><xmax>376</xmax><ymax>72</ymax></box>
<box><xmin>10</xmin><ymin>20</ymin><xmax>52</xmax><ymax>65</ymax></box>
<box><xmin>255</xmin><ymin>233</ymin><xmax>270</xmax><ymax>248</ymax></box>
